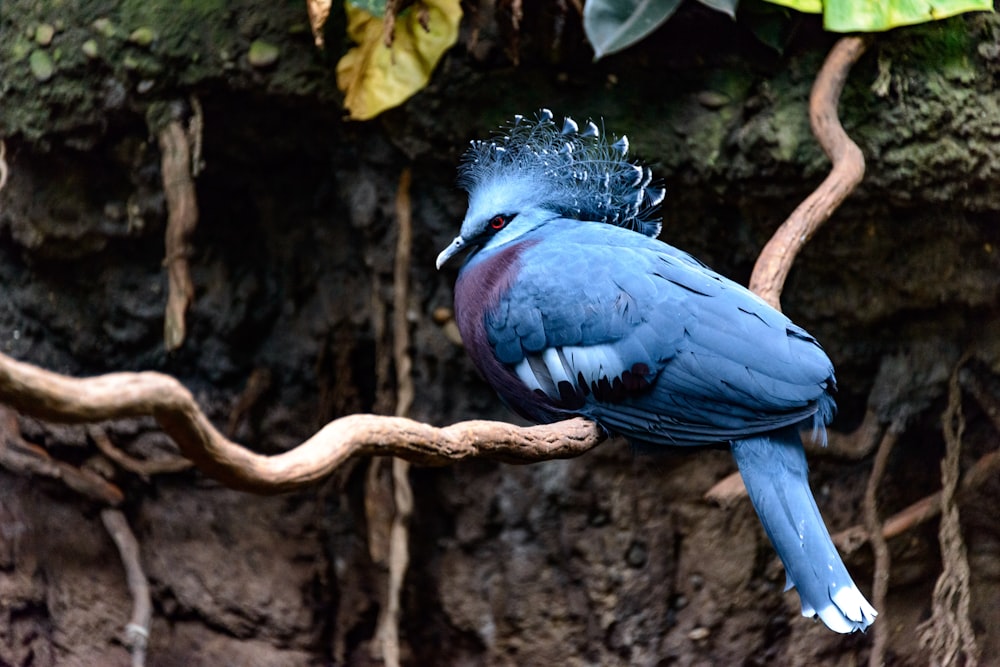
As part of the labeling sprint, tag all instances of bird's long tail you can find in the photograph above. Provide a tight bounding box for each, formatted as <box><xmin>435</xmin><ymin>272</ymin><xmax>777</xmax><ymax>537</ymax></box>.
<box><xmin>731</xmin><ymin>427</ymin><xmax>877</xmax><ymax>633</ymax></box>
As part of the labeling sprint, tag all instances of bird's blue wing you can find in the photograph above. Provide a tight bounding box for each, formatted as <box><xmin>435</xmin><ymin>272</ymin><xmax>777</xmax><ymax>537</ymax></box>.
<box><xmin>485</xmin><ymin>222</ymin><xmax>835</xmax><ymax>445</ymax></box>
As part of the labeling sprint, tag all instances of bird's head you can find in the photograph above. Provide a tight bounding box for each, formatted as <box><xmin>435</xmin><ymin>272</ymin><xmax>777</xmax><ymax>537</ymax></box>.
<box><xmin>436</xmin><ymin>109</ymin><xmax>666</xmax><ymax>270</ymax></box>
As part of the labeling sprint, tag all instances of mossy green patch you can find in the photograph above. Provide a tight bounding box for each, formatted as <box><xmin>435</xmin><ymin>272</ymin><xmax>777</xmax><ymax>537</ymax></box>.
<box><xmin>81</xmin><ymin>39</ymin><xmax>100</xmax><ymax>59</ymax></box>
<box><xmin>248</xmin><ymin>40</ymin><xmax>280</xmax><ymax>67</ymax></box>
<box><xmin>118</xmin><ymin>0</ymin><xmax>231</xmax><ymax>60</ymax></box>
<box><xmin>894</xmin><ymin>16</ymin><xmax>978</xmax><ymax>82</ymax></box>
<box><xmin>0</xmin><ymin>0</ymin><xmax>340</xmax><ymax>140</ymax></box>
<box><xmin>29</xmin><ymin>50</ymin><xmax>55</xmax><ymax>81</ymax></box>
<box><xmin>35</xmin><ymin>23</ymin><xmax>56</xmax><ymax>46</ymax></box>
<box><xmin>128</xmin><ymin>27</ymin><xmax>157</xmax><ymax>47</ymax></box>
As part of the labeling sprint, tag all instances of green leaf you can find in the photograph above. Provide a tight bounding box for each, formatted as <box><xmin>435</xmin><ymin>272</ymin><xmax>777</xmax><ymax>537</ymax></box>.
<box><xmin>583</xmin><ymin>0</ymin><xmax>684</xmax><ymax>60</ymax></box>
<box><xmin>822</xmin><ymin>0</ymin><xmax>993</xmax><ymax>32</ymax></box>
<box><xmin>698</xmin><ymin>0</ymin><xmax>740</xmax><ymax>19</ymax></box>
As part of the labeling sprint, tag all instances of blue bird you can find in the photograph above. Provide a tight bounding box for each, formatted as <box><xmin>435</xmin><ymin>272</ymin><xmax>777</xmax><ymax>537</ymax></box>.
<box><xmin>436</xmin><ymin>109</ymin><xmax>877</xmax><ymax>633</ymax></box>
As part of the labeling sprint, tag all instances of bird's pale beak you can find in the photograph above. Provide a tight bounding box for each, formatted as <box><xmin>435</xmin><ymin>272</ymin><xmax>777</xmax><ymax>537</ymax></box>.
<box><xmin>436</xmin><ymin>235</ymin><xmax>466</xmax><ymax>270</ymax></box>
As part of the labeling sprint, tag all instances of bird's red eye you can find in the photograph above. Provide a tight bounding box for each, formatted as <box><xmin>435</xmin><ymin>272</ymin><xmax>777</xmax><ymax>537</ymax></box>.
<box><xmin>489</xmin><ymin>215</ymin><xmax>506</xmax><ymax>230</ymax></box>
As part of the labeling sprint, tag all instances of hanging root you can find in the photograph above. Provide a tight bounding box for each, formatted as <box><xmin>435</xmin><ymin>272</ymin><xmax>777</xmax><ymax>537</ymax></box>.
<box><xmin>833</xmin><ymin>358</ymin><xmax>1000</xmax><ymax>554</ymax></box>
<box><xmin>372</xmin><ymin>167</ymin><xmax>415</xmax><ymax>667</ymax></box>
<box><xmin>864</xmin><ymin>423</ymin><xmax>902</xmax><ymax>667</ymax></box>
<box><xmin>158</xmin><ymin>116</ymin><xmax>199</xmax><ymax>352</ymax></box>
<box><xmin>0</xmin><ymin>138</ymin><xmax>8</xmax><ymax>194</ymax></box>
<box><xmin>88</xmin><ymin>425</ymin><xmax>192</xmax><ymax>479</ymax></box>
<box><xmin>918</xmin><ymin>363</ymin><xmax>980</xmax><ymax>667</ymax></box>
<box><xmin>101</xmin><ymin>509</ymin><xmax>152</xmax><ymax>667</ymax></box>
<box><xmin>0</xmin><ymin>406</ymin><xmax>124</xmax><ymax>505</ymax></box>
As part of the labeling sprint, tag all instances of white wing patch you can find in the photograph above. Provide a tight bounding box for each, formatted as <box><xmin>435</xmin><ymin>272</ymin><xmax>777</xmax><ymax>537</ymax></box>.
<box><xmin>543</xmin><ymin>348</ymin><xmax>574</xmax><ymax>387</ymax></box>
<box><xmin>513</xmin><ymin>344</ymin><xmax>629</xmax><ymax>401</ymax></box>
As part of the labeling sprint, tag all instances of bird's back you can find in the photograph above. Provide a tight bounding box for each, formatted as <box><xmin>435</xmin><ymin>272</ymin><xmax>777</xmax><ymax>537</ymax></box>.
<box><xmin>457</xmin><ymin>219</ymin><xmax>836</xmax><ymax>447</ymax></box>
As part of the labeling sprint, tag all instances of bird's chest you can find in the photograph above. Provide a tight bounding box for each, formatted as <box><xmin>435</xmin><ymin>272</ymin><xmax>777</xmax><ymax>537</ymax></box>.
<box><xmin>454</xmin><ymin>240</ymin><xmax>570</xmax><ymax>423</ymax></box>
<box><xmin>453</xmin><ymin>242</ymin><xmax>531</xmax><ymax>365</ymax></box>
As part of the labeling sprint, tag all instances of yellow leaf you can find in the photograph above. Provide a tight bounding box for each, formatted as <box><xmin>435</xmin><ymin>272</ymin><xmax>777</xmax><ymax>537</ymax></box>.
<box><xmin>823</xmin><ymin>0</ymin><xmax>992</xmax><ymax>32</ymax></box>
<box><xmin>763</xmin><ymin>0</ymin><xmax>822</xmax><ymax>13</ymax></box>
<box><xmin>760</xmin><ymin>0</ymin><xmax>993</xmax><ymax>28</ymax></box>
<box><xmin>336</xmin><ymin>0</ymin><xmax>462</xmax><ymax>121</ymax></box>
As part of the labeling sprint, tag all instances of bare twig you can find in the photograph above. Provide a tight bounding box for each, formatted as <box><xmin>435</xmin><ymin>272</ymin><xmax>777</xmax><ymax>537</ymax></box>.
<box><xmin>158</xmin><ymin>119</ymin><xmax>199</xmax><ymax>351</ymax></box>
<box><xmin>807</xmin><ymin>408</ymin><xmax>883</xmax><ymax>459</ymax></box>
<box><xmin>88</xmin><ymin>425</ymin><xmax>193</xmax><ymax>478</ymax></box>
<box><xmin>0</xmin><ymin>350</ymin><xmax>604</xmax><ymax>494</ymax></box>
<box><xmin>864</xmin><ymin>424</ymin><xmax>901</xmax><ymax>667</ymax></box>
<box><xmin>363</xmin><ymin>227</ymin><xmax>394</xmax><ymax>661</ymax></box>
<box><xmin>101</xmin><ymin>509</ymin><xmax>152</xmax><ymax>667</ymax></box>
<box><xmin>960</xmin><ymin>369</ymin><xmax>1000</xmax><ymax>437</ymax></box>
<box><xmin>503</xmin><ymin>0</ymin><xmax>525</xmax><ymax>64</ymax></box>
<box><xmin>749</xmin><ymin>35</ymin><xmax>870</xmax><ymax>311</ymax></box>
<box><xmin>363</xmin><ymin>193</ymin><xmax>396</xmax><ymax>572</ymax></box>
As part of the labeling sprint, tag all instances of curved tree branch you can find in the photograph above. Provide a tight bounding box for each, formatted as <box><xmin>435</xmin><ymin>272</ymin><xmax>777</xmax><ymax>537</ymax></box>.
<box><xmin>749</xmin><ymin>35</ymin><xmax>870</xmax><ymax>311</ymax></box>
<box><xmin>0</xmin><ymin>350</ymin><xmax>604</xmax><ymax>495</ymax></box>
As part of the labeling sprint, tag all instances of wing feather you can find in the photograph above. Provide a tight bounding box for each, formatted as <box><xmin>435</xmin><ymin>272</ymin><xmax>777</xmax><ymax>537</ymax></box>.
<box><xmin>481</xmin><ymin>220</ymin><xmax>834</xmax><ymax>445</ymax></box>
